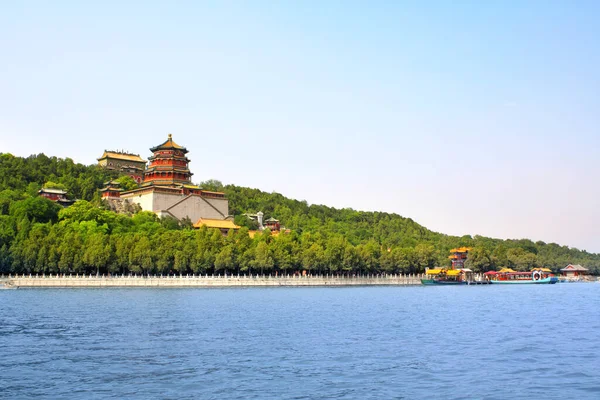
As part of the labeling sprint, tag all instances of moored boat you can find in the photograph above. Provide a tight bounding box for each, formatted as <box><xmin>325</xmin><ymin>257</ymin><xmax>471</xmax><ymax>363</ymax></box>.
<box><xmin>421</xmin><ymin>248</ymin><xmax>474</xmax><ymax>285</ymax></box>
<box><xmin>488</xmin><ymin>269</ymin><xmax>558</xmax><ymax>284</ymax></box>
<box><xmin>421</xmin><ymin>268</ymin><xmax>468</xmax><ymax>285</ymax></box>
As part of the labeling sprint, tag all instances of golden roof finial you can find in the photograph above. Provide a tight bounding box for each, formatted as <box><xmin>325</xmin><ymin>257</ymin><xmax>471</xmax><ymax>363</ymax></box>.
<box><xmin>168</xmin><ymin>133</ymin><xmax>172</xmax><ymax>139</ymax></box>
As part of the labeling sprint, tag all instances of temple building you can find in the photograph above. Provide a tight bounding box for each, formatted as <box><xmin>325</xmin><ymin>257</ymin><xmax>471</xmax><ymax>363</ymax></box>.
<box><xmin>97</xmin><ymin>151</ymin><xmax>146</xmax><ymax>183</ymax></box>
<box><xmin>449</xmin><ymin>247</ymin><xmax>471</xmax><ymax>269</ymax></box>
<box><xmin>38</xmin><ymin>188</ymin><xmax>75</xmax><ymax>207</ymax></box>
<box><xmin>100</xmin><ymin>181</ymin><xmax>123</xmax><ymax>199</ymax></box>
<box><xmin>193</xmin><ymin>218</ymin><xmax>240</xmax><ymax>235</ymax></box>
<box><xmin>116</xmin><ymin>134</ymin><xmax>231</xmax><ymax>222</ymax></box>
<box><xmin>560</xmin><ymin>264</ymin><xmax>589</xmax><ymax>279</ymax></box>
<box><xmin>264</xmin><ymin>217</ymin><xmax>281</xmax><ymax>231</ymax></box>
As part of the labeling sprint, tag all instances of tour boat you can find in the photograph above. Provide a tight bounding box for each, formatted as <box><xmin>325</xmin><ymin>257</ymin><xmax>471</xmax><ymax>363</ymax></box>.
<box><xmin>487</xmin><ymin>269</ymin><xmax>558</xmax><ymax>284</ymax></box>
<box><xmin>421</xmin><ymin>248</ymin><xmax>473</xmax><ymax>285</ymax></box>
<box><xmin>421</xmin><ymin>268</ymin><xmax>468</xmax><ymax>285</ymax></box>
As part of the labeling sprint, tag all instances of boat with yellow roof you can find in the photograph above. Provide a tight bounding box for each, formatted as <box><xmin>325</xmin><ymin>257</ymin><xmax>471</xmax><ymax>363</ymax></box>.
<box><xmin>421</xmin><ymin>247</ymin><xmax>473</xmax><ymax>285</ymax></box>
<box><xmin>421</xmin><ymin>268</ymin><xmax>469</xmax><ymax>285</ymax></box>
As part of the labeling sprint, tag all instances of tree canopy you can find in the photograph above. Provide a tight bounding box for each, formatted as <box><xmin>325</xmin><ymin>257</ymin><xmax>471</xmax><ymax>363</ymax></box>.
<box><xmin>0</xmin><ymin>153</ymin><xmax>598</xmax><ymax>276</ymax></box>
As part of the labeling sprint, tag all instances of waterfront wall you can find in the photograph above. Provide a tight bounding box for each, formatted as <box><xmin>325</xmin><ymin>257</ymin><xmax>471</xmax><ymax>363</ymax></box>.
<box><xmin>0</xmin><ymin>274</ymin><xmax>423</xmax><ymax>288</ymax></box>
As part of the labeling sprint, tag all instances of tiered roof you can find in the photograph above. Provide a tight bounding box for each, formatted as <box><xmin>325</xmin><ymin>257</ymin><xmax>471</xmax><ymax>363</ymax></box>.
<box><xmin>150</xmin><ymin>134</ymin><xmax>188</xmax><ymax>153</ymax></box>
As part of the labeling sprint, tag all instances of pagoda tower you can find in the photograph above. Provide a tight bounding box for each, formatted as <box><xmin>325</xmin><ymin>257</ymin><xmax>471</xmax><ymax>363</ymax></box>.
<box><xmin>449</xmin><ymin>247</ymin><xmax>471</xmax><ymax>269</ymax></box>
<box><xmin>117</xmin><ymin>133</ymin><xmax>230</xmax><ymax>223</ymax></box>
<box><xmin>143</xmin><ymin>134</ymin><xmax>194</xmax><ymax>187</ymax></box>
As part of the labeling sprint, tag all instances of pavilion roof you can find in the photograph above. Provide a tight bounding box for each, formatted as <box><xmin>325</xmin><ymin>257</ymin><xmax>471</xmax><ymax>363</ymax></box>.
<box><xmin>450</xmin><ymin>247</ymin><xmax>472</xmax><ymax>253</ymax></box>
<box><xmin>560</xmin><ymin>264</ymin><xmax>588</xmax><ymax>271</ymax></box>
<box><xmin>150</xmin><ymin>134</ymin><xmax>188</xmax><ymax>153</ymax></box>
<box><xmin>39</xmin><ymin>188</ymin><xmax>68</xmax><ymax>195</ymax></box>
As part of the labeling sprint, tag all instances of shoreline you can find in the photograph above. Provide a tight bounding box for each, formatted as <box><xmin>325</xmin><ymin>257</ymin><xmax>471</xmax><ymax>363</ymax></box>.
<box><xmin>0</xmin><ymin>274</ymin><xmax>425</xmax><ymax>288</ymax></box>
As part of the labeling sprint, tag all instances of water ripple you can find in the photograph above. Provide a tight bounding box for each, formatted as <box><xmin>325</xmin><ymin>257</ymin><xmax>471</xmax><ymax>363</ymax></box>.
<box><xmin>0</xmin><ymin>285</ymin><xmax>599</xmax><ymax>399</ymax></box>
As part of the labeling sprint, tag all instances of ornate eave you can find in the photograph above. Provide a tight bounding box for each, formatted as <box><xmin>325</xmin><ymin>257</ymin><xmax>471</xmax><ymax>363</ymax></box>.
<box><xmin>149</xmin><ymin>134</ymin><xmax>188</xmax><ymax>153</ymax></box>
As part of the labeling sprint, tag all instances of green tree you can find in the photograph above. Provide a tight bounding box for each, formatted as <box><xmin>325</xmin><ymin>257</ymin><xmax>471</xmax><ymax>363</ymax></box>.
<box><xmin>254</xmin><ymin>241</ymin><xmax>273</xmax><ymax>274</ymax></box>
<box><xmin>115</xmin><ymin>175</ymin><xmax>138</xmax><ymax>191</ymax></box>
<box><xmin>130</xmin><ymin>235</ymin><xmax>153</xmax><ymax>274</ymax></box>
<box><xmin>199</xmin><ymin>179</ymin><xmax>224</xmax><ymax>192</ymax></box>
<box><xmin>10</xmin><ymin>197</ymin><xmax>61</xmax><ymax>224</ymax></box>
<box><xmin>83</xmin><ymin>232</ymin><xmax>111</xmax><ymax>275</ymax></box>
<box><xmin>302</xmin><ymin>242</ymin><xmax>325</xmax><ymax>274</ymax></box>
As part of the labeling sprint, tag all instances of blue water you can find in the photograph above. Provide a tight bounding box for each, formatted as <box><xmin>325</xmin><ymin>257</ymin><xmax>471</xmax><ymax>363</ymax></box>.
<box><xmin>1</xmin><ymin>284</ymin><xmax>599</xmax><ymax>399</ymax></box>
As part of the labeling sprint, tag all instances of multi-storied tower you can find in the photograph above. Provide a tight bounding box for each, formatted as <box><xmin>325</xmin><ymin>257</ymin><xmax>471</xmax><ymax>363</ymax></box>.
<box><xmin>116</xmin><ymin>134</ymin><xmax>230</xmax><ymax>223</ymax></box>
<box><xmin>449</xmin><ymin>247</ymin><xmax>471</xmax><ymax>269</ymax></box>
<box><xmin>143</xmin><ymin>134</ymin><xmax>193</xmax><ymax>187</ymax></box>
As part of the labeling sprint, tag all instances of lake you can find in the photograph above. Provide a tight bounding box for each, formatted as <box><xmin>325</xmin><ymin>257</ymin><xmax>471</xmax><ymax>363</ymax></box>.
<box><xmin>1</xmin><ymin>284</ymin><xmax>599</xmax><ymax>399</ymax></box>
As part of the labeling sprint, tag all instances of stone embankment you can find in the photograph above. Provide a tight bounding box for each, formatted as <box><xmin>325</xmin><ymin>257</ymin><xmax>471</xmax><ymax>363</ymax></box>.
<box><xmin>0</xmin><ymin>274</ymin><xmax>424</xmax><ymax>288</ymax></box>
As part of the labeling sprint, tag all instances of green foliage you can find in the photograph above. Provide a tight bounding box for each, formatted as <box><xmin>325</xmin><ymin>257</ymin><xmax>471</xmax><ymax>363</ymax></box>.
<box><xmin>115</xmin><ymin>175</ymin><xmax>138</xmax><ymax>191</ymax></box>
<box><xmin>199</xmin><ymin>179</ymin><xmax>224</xmax><ymax>192</ymax></box>
<box><xmin>10</xmin><ymin>197</ymin><xmax>61</xmax><ymax>224</ymax></box>
<box><xmin>234</xmin><ymin>214</ymin><xmax>259</xmax><ymax>230</ymax></box>
<box><xmin>43</xmin><ymin>181</ymin><xmax>67</xmax><ymax>190</ymax></box>
<box><xmin>0</xmin><ymin>152</ymin><xmax>599</xmax><ymax>276</ymax></box>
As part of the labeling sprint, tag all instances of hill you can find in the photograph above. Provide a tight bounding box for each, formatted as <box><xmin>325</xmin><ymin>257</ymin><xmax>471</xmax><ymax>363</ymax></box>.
<box><xmin>1</xmin><ymin>152</ymin><xmax>598</xmax><ymax>275</ymax></box>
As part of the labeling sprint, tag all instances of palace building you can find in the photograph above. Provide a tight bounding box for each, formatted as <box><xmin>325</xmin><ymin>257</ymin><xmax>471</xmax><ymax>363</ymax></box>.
<box><xmin>110</xmin><ymin>134</ymin><xmax>231</xmax><ymax>223</ymax></box>
<box><xmin>97</xmin><ymin>151</ymin><xmax>146</xmax><ymax>183</ymax></box>
<box><xmin>39</xmin><ymin>187</ymin><xmax>75</xmax><ymax>207</ymax></box>
<box><xmin>99</xmin><ymin>180</ymin><xmax>123</xmax><ymax>199</ymax></box>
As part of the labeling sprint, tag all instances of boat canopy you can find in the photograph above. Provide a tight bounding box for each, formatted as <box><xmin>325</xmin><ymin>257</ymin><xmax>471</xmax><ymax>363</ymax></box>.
<box><xmin>446</xmin><ymin>270</ymin><xmax>461</xmax><ymax>276</ymax></box>
<box><xmin>498</xmin><ymin>268</ymin><xmax>516</xmax><ymax>273</ymax></box>
<box><xmin>484</xmin><ymin>271</ymin><xmax>498</xmax><ymax>275</ymax></box>
<box><xmin>539</xmin><ymin>268</ymin><xmax>552</xmax><ymax>272</ymax></box>
<box><xmin>426</xmin><ymin>269</ymin><xmax>442</xmax><ymax>275</ymax></box>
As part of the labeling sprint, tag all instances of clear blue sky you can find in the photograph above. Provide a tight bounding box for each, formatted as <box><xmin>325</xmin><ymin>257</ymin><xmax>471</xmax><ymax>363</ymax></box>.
<box><xmin>1</xmin><ymin>1</ymin><xmax>599</xmax><ymax>251</ymax></box>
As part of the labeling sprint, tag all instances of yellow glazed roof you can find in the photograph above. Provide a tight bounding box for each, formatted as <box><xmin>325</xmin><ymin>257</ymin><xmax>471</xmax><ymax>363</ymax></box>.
<box><xmin>201</xmin><ymin>190</ymin><xmax>226</xmax><ymax>195</ymax></box>
<box><xmin>193</xmin><ymin>218</ymin><xmax>239</xmax><ymax>230</ymax></box>
<box><xmin>98</xmin><ymin>151</ymin><xmax>146</xmax><ymax>162</ymax></box>
<box><xmin>151</xmin><ymin>134</ymin><xmax>187</xmax><ymax>151</ymax></box>
<box><xmin>449</xmin><ymin>247</ymin><xmax>472</xmax><ymax>253</ymax></box>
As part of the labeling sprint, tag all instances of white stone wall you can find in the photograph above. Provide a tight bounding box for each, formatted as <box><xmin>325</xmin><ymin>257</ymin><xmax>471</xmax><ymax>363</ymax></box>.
<box><xmin>1</xmin><ymin>275</ymin><xmax>424</xmax><ymax>288</ymax></box>
<box><xmin>167</xmin><ymin>195</ymin><xmax>228</xmax><ymax>221</ymax></box>
<box><xmin>123</xmin><ymin>191</ymin><xmax>229</xmax><ymax>222</ymax></box>
<box><xmin>124</xmin><ymin>192</ymin><xmax>154</xmax><ymax>212</ymax></box>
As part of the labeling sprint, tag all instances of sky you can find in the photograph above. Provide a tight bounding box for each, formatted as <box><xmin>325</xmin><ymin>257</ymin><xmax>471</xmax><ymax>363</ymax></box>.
<box><xmin>1</xmin><ymin>1</ymin><xmax>599</xmax><ymax>251</ymax></box>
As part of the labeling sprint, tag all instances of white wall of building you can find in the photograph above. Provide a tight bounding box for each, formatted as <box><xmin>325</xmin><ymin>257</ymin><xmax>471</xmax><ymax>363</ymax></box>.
<box><xmin>167</xmin><ymin>196</ymin><xmax>228</xmax><ymax>221</ymax></box>
<box><xmin>123</xmin><ymin>191</ymin><xmax>229</xmax><ymax>222</ymax></box>
<box><xmin>124</xmin><ymin>192</ymin><xmax>154</xmax><ymax>212</ymax></box>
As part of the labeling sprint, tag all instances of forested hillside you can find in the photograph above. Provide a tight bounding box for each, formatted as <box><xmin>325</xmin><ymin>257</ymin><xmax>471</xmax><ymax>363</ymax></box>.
<box><xmin>1</xmin><ymin>153</ymin><xmax>598</xmax><ymax>275</ymax></box>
